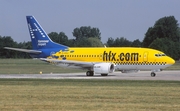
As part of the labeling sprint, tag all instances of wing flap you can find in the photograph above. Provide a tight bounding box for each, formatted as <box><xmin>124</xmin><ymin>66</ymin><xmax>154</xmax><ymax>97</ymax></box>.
<box><xmin>40</xmin><ymin>58</ymin><xmax>94</xmax><ymax>68</ymax></box>
<box><xmin>4</xmin><ymin>47</ymin><xmax>42</xmax><ymax>54</ymax></box>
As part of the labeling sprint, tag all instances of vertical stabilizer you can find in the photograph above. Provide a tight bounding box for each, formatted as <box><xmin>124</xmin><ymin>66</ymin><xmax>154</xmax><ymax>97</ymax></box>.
<box><xmin>26</xmin><ymin>16</ymin><xmax>68</xmax><ymax>50</ymax></box>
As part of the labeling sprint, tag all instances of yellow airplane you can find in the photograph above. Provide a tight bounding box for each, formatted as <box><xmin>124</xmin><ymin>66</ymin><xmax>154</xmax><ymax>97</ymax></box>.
<box><xmin>5</xmin><ymin>16</ymin><xmax>175</xmax><ymax>77</ymax></box>
<box><xmin>43</xmin><ymin>47</ymin><xmax>175</xmax><ymax>77</ymax></box>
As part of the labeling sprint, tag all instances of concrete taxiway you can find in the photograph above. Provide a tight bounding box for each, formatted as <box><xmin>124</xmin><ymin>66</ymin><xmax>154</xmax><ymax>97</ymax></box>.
<box><xmin>0</xmin><ymin>70</ymin><xmax>180</xmax><ymax>80</ymax></box>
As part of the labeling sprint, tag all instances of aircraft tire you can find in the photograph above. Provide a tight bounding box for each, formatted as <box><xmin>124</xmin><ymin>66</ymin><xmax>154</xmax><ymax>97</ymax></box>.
<box><xmin>86</xmin><ymin>71</ymin><xmax>94</xmax><ymax>76</ymax></box>
<box><xmin>86</xmin><ymin>71</ymin><xmax>91</xmax><ymax>76</ymax></box>
<box><xmin>151</xmin><ymin>72</ymin><xmax>156</xmax><ymax>77</ymax></box>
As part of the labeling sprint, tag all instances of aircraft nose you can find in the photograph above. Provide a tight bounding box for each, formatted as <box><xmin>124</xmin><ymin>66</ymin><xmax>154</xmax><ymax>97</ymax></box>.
<box><xmin>168</xmin><ymin>57</ymin><xmax>175</xmax><ymax>65</ymax></box>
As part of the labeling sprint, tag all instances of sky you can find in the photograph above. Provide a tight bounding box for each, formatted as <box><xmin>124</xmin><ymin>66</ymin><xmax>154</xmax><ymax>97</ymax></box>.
<box><xmin>1</xmin><ymin>0</ymin><xmax>180</xmax><ymax>43</ymax></box>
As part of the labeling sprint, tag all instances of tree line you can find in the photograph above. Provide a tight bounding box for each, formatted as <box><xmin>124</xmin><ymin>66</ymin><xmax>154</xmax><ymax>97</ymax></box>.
<box><xmin>1</xmin><ymin>16</ymin><xmax>180</xmax><ymax>60</ymax></box>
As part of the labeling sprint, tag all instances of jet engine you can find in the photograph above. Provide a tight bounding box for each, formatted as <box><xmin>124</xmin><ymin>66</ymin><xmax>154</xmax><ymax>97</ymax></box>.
<box><xmin>93</xmin><ymin>63</ymin><xmax>115</xmax><ymax>75</ymax></box>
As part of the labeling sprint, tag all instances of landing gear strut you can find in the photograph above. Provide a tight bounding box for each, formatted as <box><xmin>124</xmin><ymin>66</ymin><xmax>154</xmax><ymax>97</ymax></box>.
<box><xmin>151</xmin><ymin>72</ymin><xmax>156</xmax><ymax>77</ymax></box>
<box><xmin>86</xmin><ymin>71</ymin><xmax>94</xmax><ymax>76</ymax></box>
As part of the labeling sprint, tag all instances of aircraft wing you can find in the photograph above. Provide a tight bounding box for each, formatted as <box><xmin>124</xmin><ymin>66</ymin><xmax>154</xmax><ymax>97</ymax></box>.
<box><xmin>4</xmin><ymin>47</ymin><xmax>42</xmax><ymax>54</ymax></box>
<box><xmin>40</xmin><ymin>58</ymin><xmax>95</xmax><ymax>68</ymax></box>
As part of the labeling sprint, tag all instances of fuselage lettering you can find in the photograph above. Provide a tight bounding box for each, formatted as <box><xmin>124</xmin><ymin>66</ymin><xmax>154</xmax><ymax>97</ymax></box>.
<box><xmin>103</xmin><ymin>51</ymin><xmax>116</xmax><ymax>61</ymax></box>
<box><xmin>119</xmin><ymin>53</ymin><xmax>139</xmax><ymax>61</ymax></box>
<box><xmin>103</xmin><ymin>51</ymin><xmax>139</xmax><ymax>61</ymax></box>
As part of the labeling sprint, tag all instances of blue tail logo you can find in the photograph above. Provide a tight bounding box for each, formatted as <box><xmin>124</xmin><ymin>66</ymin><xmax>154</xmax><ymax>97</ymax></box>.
<box><xmin>26</xmin><ymin>16</ymin><xmax>68</xmax><ymax>50</ymax></box>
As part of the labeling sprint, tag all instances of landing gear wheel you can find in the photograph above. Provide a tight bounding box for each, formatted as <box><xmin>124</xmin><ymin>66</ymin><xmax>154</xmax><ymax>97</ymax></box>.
<box><xmin>151</xmin><ymin>72</ymin><xmax>156</xmax><ymax>77</ymax></box>
<box><xmin>86</xmin><ymin>71</ymin><xmax>94</xmax><ymax>76</ymax></box>
<box><xmin>101</xmin><ymin>74</ymin><xmax>108</xmax><ymax>76</ymax></box>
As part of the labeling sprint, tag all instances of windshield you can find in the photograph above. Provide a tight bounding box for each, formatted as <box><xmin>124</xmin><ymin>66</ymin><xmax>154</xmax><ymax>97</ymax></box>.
<box><xmin>155</xmin><ymin>53</ymin><xmax>166</xmax><ymax>57</ymax></box>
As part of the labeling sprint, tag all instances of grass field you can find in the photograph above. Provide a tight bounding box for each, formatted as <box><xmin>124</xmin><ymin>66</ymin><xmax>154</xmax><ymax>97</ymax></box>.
<box><xmin>0</xmin><ymin>59</ymin><xmax>179</xmax><ymax>74</ymax></box>
<box><xmin>0</xmin><ymin>59</ymin><xmax>82</xmax><ymax>74</ymax></box>
<box><xmin>0</xmin><ymin>79</ymin><xmax>180</xmax><ymax>111</ymax></box>
<box><xmin>0</xmin><ymin>59</ymin><xmax>180</xmax><ymax>110</ymax></box>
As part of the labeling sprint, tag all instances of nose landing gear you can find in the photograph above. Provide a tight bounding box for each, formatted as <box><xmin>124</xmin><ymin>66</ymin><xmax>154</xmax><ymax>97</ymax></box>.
<box><xmin>151</xmin><ymin>72</ymin><xmax>156</xmax><ymax>77</ymax></box>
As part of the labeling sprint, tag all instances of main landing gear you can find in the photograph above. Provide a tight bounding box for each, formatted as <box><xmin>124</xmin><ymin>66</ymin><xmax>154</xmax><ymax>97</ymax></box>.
<box><xmin>151</xmin><ymin>72</ymin><xmax>156</xmax><ymax>77</ymax></box>
<box><xmin>86</xmin><ymin>71</ymin><xmax>94</xmax><ymax>76</ymax></box>
<box><xmin>86</xmin><ymin>71</ymin><xmax>108</xmax><ymax>76</ymax></box>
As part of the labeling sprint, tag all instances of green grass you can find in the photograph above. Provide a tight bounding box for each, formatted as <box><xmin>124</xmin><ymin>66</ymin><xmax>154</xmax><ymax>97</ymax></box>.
<box><xmin>0</xmin><ymin>79</ymin><xmax>180</xmax><ymax>111</ymax></box>
<box><xmin>0</xmin><ymin>59</ymin><xmax>179</xmax><ymax>110</ymax></box>
<box><xmin>0</xmin><ymin>59</ymin><xmax>82</xmax><ymax>74</ymax></box>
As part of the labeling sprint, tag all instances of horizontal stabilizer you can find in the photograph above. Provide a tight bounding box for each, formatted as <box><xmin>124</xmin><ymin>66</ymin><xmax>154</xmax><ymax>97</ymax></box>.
<box><xmin>4</xmin><ymin>47</ymin><xmax>42</xmax><ymax>54</ymax></box>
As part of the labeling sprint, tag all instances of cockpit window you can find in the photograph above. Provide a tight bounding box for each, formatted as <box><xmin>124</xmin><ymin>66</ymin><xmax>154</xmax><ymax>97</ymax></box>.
<box><xmin>155</xmin><ymin>53</ymin><xmax>166</xmax><ymax>57</ymax></box>
<box><xmin>155</xmin><ymin>54</ymin><xmax>159</xmax><ymax>57</ymax></box>
<box><xmin>162</xmin><ymin>54</ymin><xmax>166</xmax><ymax>56</ymax></box>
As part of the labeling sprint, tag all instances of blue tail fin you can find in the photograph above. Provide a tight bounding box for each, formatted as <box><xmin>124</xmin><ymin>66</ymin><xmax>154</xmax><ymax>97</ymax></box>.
<box><xmin>26</xmin><ymin>16</ymin><xmax>68</xmax><ymax>50</ymax></box>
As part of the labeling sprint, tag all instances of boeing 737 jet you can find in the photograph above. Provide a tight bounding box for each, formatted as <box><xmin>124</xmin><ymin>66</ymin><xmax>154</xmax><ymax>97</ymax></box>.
<box><xmin>4</xmin><ymin>16</ymin><xmax>175</xmax><ymax>77</ymax></box>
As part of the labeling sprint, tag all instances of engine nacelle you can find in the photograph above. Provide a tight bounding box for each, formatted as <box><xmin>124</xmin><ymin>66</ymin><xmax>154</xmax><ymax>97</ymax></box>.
<box><xmin>93</xmin><ymin>63</ymin><xmax>115</xmax><ymax>74</ymax></box>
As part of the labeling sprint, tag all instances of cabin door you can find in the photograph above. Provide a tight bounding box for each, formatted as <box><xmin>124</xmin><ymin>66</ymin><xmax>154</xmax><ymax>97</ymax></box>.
<box><xmin>143</xmin><ymin>52</ymin><xmax>148</xmax><ymax>62</ymax></box>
